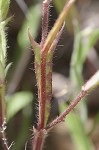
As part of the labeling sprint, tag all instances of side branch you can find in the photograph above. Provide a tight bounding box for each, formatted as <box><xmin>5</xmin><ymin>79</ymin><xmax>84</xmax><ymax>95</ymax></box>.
<box><xmin>46</xmin><ymin>71</ymin><xmax>99</xmax><ymax>129</ymax></box>
<box><xmin>46</xmin><ymin>91</ymin><xmax>87</xmax><ymax>129</ymax></box>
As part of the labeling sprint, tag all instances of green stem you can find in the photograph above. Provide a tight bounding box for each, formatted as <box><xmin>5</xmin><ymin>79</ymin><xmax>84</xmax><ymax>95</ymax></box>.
<box><xmin>0</xmin><ymin>84</ymin><xmax>6</xmax><ymax>128</ymax></box>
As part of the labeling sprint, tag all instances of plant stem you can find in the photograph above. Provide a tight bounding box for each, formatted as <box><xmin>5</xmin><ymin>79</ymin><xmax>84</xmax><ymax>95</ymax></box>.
<box><xmin>41</xmin><ymin>0</ymin><xmax>50</xmax><ymax>48</ymax></box>
<box><xmin>30</xmin><ymin>0</ymin><xmax>76</xmax><ymax>149</ymax></box>
<box><xmin>42</xmin><ymin>0</ymin><xmax>75</xmax><ymax>53</ymax></box>
<box><xmin>38</xmin><ymin>55</ymin><xmax>46</xmax><ymax>130</ymax></box>
<box><xmin>0</xmin><ymin>85</ymin><xmax>6</xmax><ymax>128</ymax></box>
<box><xmin>46</xmin><ymin>90</ymin><xmax>87</xmax><ymax>129</ymax></box>
<box><xmin>38</xmin><ymin>0</ymin><xmax>50</xmax><ymax>130</ymax></box>
<box><xmin>32</xmin><ymin>130</ymin><xmax>45</xmax><ymax>150</ymax></box>
<box><xmin>46</xmin><ymin>71</ymin><xmax>99</xmax><ymax>129</ymax></box>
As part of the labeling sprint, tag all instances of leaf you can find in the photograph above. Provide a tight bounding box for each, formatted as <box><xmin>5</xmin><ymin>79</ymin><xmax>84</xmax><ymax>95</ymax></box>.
<box><xmin>12</xmin><ymin>4</ymin><xmax>42</xmax><ymax>65</ymax></box>
<box><xmin>28</xmin><ymin>31</ymin><xmax>41</xmax><ymax>64</ymax></box>
<box><xmin>5</xmin><ymin>62</ymin><xmax>12</xmax><ymax>77</ymax></box>
<box><xmin>0</xmin><ymin>60</ymin><xmax>5</xmax><ymax>81</ymax></box>
<box><xmin>81</xmin><ymin>29</ymin><xmax>99</xmax><ymax>63</ymax></box>
<box><xmin>53</xmin><ymin>0</ymin><xmax>78</xmax><ymax>33</ymax></box>
<box><xmin>43</xmin><ymin>0</ymin><xmax>75</xmax><ymax>53</ymax></box>
<box><xmin>0</xmin><ymin>25</ymin><xmax>6</xmax><ymax>67</ymax></box>
<box><xmin>0</xmin><ymin>0</ymin><xmax>10</xmax><ymax>20</ymax></box>
<box><xmin>17</xmin><ymin>4</ymin><xmax>42</xmax><ymax>51</ymax></box>
<box><xmin>7</xmin><ymin>91</ymin><xmax>33</xmax><ymax>122</ymax></box>
<box><xmin>70</xmin><ymin>20</ymin><xmax>83</xmax><ymax>87</ymax></box>
<box><xmin>71</xmin><ymin>21</ymin><xmax>82</xmax><ymax>66</ymax></box>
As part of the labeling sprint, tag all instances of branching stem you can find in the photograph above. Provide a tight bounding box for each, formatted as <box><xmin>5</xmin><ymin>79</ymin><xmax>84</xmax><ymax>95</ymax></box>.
<box><xmin>46</xmin><ymin>90</ymin><xmax>87</xmax><ymax>129</ymax></box>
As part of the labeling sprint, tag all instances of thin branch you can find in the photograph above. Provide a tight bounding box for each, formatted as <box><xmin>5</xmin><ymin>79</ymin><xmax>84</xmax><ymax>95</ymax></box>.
<box><xmin>46</xmin><ymin>71</ymin><xmax>99</xmax><ymax>129</ymax></box>
<box><xmin>46</xmin><ymin>91</ymin><xmax>87</xmax><ymax>129</ymax></box>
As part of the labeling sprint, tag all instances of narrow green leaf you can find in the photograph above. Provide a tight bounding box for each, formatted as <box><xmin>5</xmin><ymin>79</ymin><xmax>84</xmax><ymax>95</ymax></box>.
<box><xmin>7</xmin><ymin>91</ymin><xmax>33</xmax><ymax>122</ymax></box>
<box><xmin>0</xmin><ymin>26</ymin><xmax>6</xmax><ymax>67</ymax></box>
<box><xmin>5</xmin><ymin>62</ymin><xmax>12</xmax><ymax>77</ymax></box>
<box><xmin>53</xmin><ymin>0</ymin><xmax>78</xmax><ymax>33</ymax></box>
<box><xmin>28</xmin><ymin>31</ymin><xmax>41</xmax><ymax>64</ymax></box>
<box><xmin>0</xmin><ymin>60</ymin><xmax>5</xmax><ymax>81</ymax></box>
<box><xmin>81</xmin><ymin>29</ymin><xmax>99</xmax><ymax>63</ymax></box>
<box><xmin>17</xmin><ymin>4</ymin><xmax>42</xmax><ymax>50</ymax></box>
<box><xmin>70</xmin><ymin>20</ymin><xmax>83</xmax><ymax>87</ymax></box>
<box><xmin>71</xmin><ymin>20</ymin><xmax>82</xmax><ymax>67</ymax></box>
<box><xmin>0</xmin><ymin>0</ymin><xmax>10</xmax><ymax>20</ymax></box>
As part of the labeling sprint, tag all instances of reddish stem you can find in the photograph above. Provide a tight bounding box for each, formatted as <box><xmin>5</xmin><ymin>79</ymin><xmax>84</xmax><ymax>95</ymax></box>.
<box><xmin>0</xmin><ymin>95</ymin><xmax>3</xmax><ymax>127</ymax></box>
<box><xmin>38</xmin><ymin>18</ymin><xmax>65</xmax><ymax>131</ymax></box>
<box><xmin>41</xmin><ymin>0</ymin><xmax>50</xmax><ymax>48</ymax></box>
<box><xmin>38</xmin><ymin>55</ymin><xmax>46</xmax><ymax>130</ymax></box>
<box><xmin>46</xmin><ymin>90</ymin><xmax>87</xmax><ymax>129</ymax></box>
<box><xmin>38</xmin><ymin>0</ymin><xmax>50</xmax><ymax>130</ymax></box>
<box><xmin>33</xmin><ymin>131</ymin><xmax>44</xmax><ymax>150</ymax></box>
<box><xmin>42</xmin><ymin>0</ymin><xmax>74</xmax><ymax>54</ymax></box>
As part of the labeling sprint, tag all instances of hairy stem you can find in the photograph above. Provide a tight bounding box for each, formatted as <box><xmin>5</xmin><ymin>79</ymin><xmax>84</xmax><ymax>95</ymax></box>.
<box><xmin>46</xmin><ymin>71</ymin><xmax>99</xmax><ymax>129</ymax></box>
<box><xmin>0</xmin><ymin>85</ymin><xmax>6</xmax><ymax>128</ymax></box>
<box><xmin>46</xmin><ymin>90</ymin><xmax>87</xmax><ymax>129</ymax></box>
<box><xmin>41</xmin><ymin>0</ymin><xmax>50</xmax><ymax>48</ymax></box>
<box><xmin>30</xmin><ymin>0</ymin><xmax>76</xmax><ymax>149</ymax></box>
<box><xmin>38</xmin><ymin>55</ymin><xmax>46</xmax><ymax>130</ymax></box>
<box><xmin>42</xmin><ymin>0</ymin><xmax>75</xmax><ymax>53</ymax></box>
<box><xmin>32</xmin><ymin>130</ymin><xmax>45</xmax><ymax>150</ymax></box>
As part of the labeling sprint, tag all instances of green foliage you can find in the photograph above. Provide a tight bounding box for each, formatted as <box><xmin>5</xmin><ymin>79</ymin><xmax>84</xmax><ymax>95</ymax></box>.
<box><xmin>70</xmin><ymin>21</ymin><xmax>99</xmax><ymax>87</ymax></box>
<box><xmin>12</xmin><ymin>3</ymin><xmax>42</xmax><ymax>67</ymax></box>
<box><xmin>63</xmin><ymin>20</ymin><xmax>99</xmax><ymax>150</ymax></box>
<box><xmin>0</xmin><ymin>61</ymin><xmax>5</xmax><ymax>80</ymax></box>
<box><xmin>18</xmin><ymin>4</ymin><xmax>42</xmax><ymax>51</ymax></box>
<box><xmin>7</xmin><ymin>91</ymin><xmax>33</xmax><ymax>122</ymax></box>
<box><xmin>53</xmin><ymin>0</ymin><xmax>78</xmax><ymax>33</ymax></box>
<box><xmin>0</xmin><ymin>0</ymin><xmax>10</xmax><ymax>20</ymax></box>
<box><xmin>54</xmin><ymin>5</ymin><xmax>99</xmax><ymax>150</ymax></box>
<box><xmin>0</xmin><ymin>0</ymin><xmax>10</xmax><ymax>129</ymax></box>
<box><xmin>0</xmin><ymin>18</ymin><xmax>12</xmax><ymax>78</ymax></box>
<box><xmin>60</xmin><ymin>103</ymin><xmax>94</xmax><ymax>150</ymax></box>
